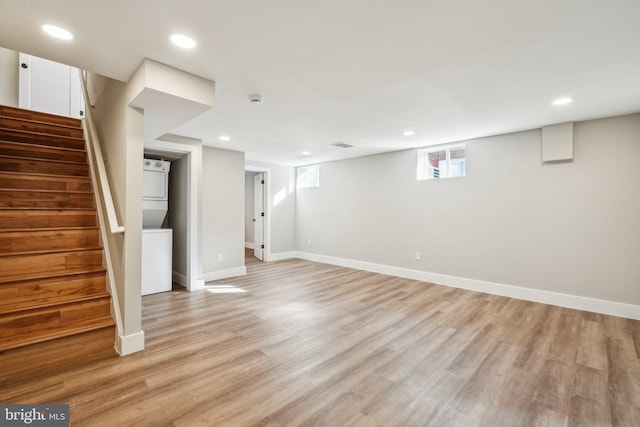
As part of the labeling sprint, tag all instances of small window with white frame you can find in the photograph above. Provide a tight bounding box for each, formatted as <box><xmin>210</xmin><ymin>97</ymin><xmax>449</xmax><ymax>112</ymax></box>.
<box><xmin>297</xmin><ymin>164</ymin><xmax>320</xmax><ymax>189</ymax></box>
<box><xmin>417</xmin><ymin>143</ymin><xmax>466</xmax><ymax>180</ymax></box>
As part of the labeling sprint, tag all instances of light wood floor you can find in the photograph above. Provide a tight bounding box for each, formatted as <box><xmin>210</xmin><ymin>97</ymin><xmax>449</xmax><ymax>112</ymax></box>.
<box><xmin>2</xmin><ymin>252</ymin><xmax>639</xmax><ymax>426</ymax></box>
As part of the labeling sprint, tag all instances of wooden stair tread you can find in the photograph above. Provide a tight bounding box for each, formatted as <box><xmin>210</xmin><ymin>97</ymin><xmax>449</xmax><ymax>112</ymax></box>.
<box><xmin>0</xmin><ymin>170</ymin><xmax>91</xmax><ymax>180</ymax></box>
<box><xmin>0</xmin><ymin>171</ymin><xmax>91</xmax><ymax>192</ymax></box>
<box><xmin>0</xmin><ymin>139</ymin><xmax>86</xmax><ymax>152</ymax></box>
<box><xmin>0</xmin><ymin>246</ymin><xmax>103</xmax><ymax>258</ymax></box>
<box><xmin>0</xmin><ymin>140</ymin><xmax>87</xmax><ymax>163</ymax></box>
<box><xmin>0</xmin><ymin>127</ymin><xmax>84</xmax><ymax>141</ymax></box>
<box><xmin>0</xmin><ymin>116</ymin><xmax>84</xmax><ymax>138</ymax></box>
<box><xmin>0</xmin><ymin>248</ymin><xmax>105</xmax><ymax>284</ymax></box>
<box><xmin>0</xmin><ymin>105</ymin><xmax>82</xmax><ymax>129</ymax></box>
<box><xmin>0</xmin><ymin>291</ymin><xmax>111</xmax><ymax>315</ymax></box>
<box><xmin>0</xmin><ymin>266</ymin><xmax>107</xmax><ymax>285</ymax></box>
<box><xmin>0</xmin><ymin>156</ymin><xmax>90</xmax><ymax>177</ymax></box>
<box><xmin>0</xmin><ymin>187</ymin><xmax>92</xmax><ymax>194</ymax></box>
<box><xmin>0</xmin><ymin>226</ymin><xmax>99</xmax><ymax>232</ymax></box>
<box><xmin>0</xmin><ymin>209</ymin><xmax>97</xmax><ymax>229</ymax></box>
<box><xmin>0</xmin><ymin>206</ymin><xmax>97</xmax><ymax>211</ymax></box>
<box><xmin>0</xmin><ymin>189</ymin><xmax>95</xmax><ymax>209</ymax></box>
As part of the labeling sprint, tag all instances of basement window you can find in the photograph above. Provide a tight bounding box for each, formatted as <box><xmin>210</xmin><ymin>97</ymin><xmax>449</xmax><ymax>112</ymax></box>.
<box><xmin>417</xmin><ymin>143</ymin><xmax>466</xmax><ymax>180</ymax></box>
<box><xmin>297</xmin><ymin>164</ymin><xmax>320</xmax><ymax>189</ymax></box>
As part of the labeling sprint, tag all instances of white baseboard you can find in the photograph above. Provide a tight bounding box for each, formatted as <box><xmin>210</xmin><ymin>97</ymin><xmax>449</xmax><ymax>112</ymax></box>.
<box><xmin>116</xmin><ymin>330</ymin><xmax>145</xmax><ymax>356</ymax></box>
<box><xmin>269</xmin><ymin>251</ymin><xmax>298</xmax><ymax>262</ymax></box>
<box><xmin>245</xmin><ymin>242</ymin><xmax>255</xmax><ymax>249</ymax></box>
<box><xmin>203</xmin><ymin>266</ymin><xmax>247</xmax><ymax>283</ymax></box>
<box><xmin>172</xmin><ymin>271</ymin><xmax>187</xmax><ymax>287</ymax></box>
<box><xmin>295</xmin><ymin>251</ymin><xmax>640</xmax><ymax>320</ymax></box>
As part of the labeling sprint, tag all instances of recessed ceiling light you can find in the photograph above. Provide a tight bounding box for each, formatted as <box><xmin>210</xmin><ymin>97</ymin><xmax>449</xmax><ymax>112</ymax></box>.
<box><xmin>170</xmin><ymin>33</ymin><xmax>196</xmax><ymax>49</ymax></box>
<box><xmin>219</xmin><ymin>135</ymin><xmax>230</xmax><ymax>141</ymax></box>
<box><xmin>552</xmin><ymin>97</ymin><xmax>573</xmax><ymax>106</ymax></box>
<box><xmin>402</xmin><ymin>130</ymin><xmax>416</xmax><ymax>136</ymax></box>
<box><xmin>42</xmin><ymin>24</ymin><xmax>74</xmax><ymax>40</ymax></box>
<box><xmin>301</xmin><ymin>151</ymin><xmax>311</xmax><ymax>156</ymax></box>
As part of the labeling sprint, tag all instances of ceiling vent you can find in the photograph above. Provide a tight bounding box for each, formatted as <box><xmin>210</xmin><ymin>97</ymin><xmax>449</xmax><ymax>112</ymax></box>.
<box><xmin>331</xmin><ymin>142</ymin><xmax>354</xmax><ymax>148</ymax></box>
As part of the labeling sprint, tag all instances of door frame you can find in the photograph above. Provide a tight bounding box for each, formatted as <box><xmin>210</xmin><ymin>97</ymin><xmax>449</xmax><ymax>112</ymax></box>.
<box><xmin>245</xmin><ymin>165</ymin><xmax>272</xmax><ymax>262</ymax></box>
<box><xmin>253</xmin><ymin>173</ymin><xmax>264</xmax><ymax>261</ymax></box>
<box><xmin>144</xmin><ymin>137</ymin><xmax>204</xmax><ymax>291</ymax></box>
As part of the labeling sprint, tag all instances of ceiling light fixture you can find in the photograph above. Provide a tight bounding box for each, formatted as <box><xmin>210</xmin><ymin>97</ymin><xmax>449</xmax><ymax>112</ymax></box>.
<box><xmin>552</xmin><ymin>97</ymin><xmax>573</xmax><ymax>106</ymax></box>
<box><xmin>170</xmin><ymin>33</ymin><xmax>196</xmax><ymax>49</ymax></box>
<box><xmin>219</xmin><ymin>135</ymin><xmax>230</xmax><ymax>141</ymax></box>
<box><xmin>301</xmin><ymin>151</ymin><xmax>311</xmax><ymax>156</ymax></box>
<box><xmin>42</xmin><ymin>24</ymin><xmax>74</xmax><ymax>40</ymax></box>
<box><xmin>402</xmin><ymin>130</ymin><xmax>416</xmax><ymax>136</ymax></box>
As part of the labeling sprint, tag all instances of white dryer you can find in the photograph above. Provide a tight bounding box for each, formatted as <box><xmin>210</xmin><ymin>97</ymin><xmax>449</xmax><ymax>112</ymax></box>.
<box><xmin>142</xmin><ymin>158</ymin><xmax>173</xmax><ymax>296</ymax></box>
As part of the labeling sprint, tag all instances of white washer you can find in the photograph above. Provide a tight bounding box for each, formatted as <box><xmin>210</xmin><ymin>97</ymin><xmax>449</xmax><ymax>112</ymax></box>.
<box><xmin>142</xmin><ymin>158</ymin><xmax>172</xmax><ymax>296</ymax></box>
<box><xmin>142</xmin><ymin>228</ymin><xmax>173</xmax><ymax>295</ymax></box>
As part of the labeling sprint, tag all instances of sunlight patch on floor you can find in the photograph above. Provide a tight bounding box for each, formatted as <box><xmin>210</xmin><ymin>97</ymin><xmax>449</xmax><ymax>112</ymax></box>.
<box><xmin>205</xmin><ymin>285</ymin><xmax>247</xmax><ymax>294</ymax></box>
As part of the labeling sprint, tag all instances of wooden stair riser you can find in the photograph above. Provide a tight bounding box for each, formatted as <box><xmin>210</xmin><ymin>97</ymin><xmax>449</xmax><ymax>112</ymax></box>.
<box><xmin>0</xmin><ymin>128</ymin><xmax>85</xmax><ymax>150</ymax></box>
<box><xmin>0</xmin><ymin>190</ymin><xmax>94</xmax><ymax>209</ymax></box>
<box><xmin>0</xmin><ymin>298</ymin><xmax>113</xmax><ymax>351</ymax></box>
<box><xmin>0</xmin><ymin>326</ymin><xmax>116</xmax><ymax>383</ymax></box>
<box><xmin>0</xmin><ymin>117</ymin><xmax>84</xmax><ymax>138</ymax></box>
<box><xmin>0</xmin><ymin>209</ymin><xmax>97</xmax><ymax>229</ymax></box>
<box><xmin>0</xmin><ymin>105</ymin><xmax>82</xmax><ymax>129</ymax></box>
<box><xmin>0</xmin><ymin>228</ymin><xmax>100</xmax><ymax>255</ymax></box>
<box><xmin>0</xmin><ymin>273</ymin><xmax>107</xmax><ymax>314</ymax></box>
<box><xmin>0</xmin><ymin>172</ymin><xmax>91</xmax><ymax>192</ymax></box>
<box><xmin>0</xmin><ymin>140</ymin><xmax>87</xmax><ymax>163</ymax></box>
<box><xmin>0</xmin><ymin>156</ymin><xmax>89</xmax><ymax>177</ymax></box>
<box><xmin>0</xmin><ymin>249</ymin><xmax>104</xmax><ymax>283</ymax></box>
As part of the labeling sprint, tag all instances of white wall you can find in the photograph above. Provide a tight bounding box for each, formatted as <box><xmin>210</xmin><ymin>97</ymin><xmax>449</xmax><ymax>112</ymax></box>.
<box><xmin>0</xmin><ymin>47</ymin><xmax>18</xmax><ymax>106</ymax></box>
<box><xmin>246</xmin><ymin>161</ymin><xmax>297</xmax><ymax>256</ymax></box>
<box><xmin>245</xmin><ymin>172</ymin><xmax>257</xmax><ymax>246</ymax></box>
<box><xmin>296</xmin><ymin>114</ymin><xmax>640</xmax><ymax>309</ymax></box>
<box><xmin>169</xmin><ymin>156</ymin><xmax>188</xmax><ymax>282</ymax></box>
<box><xmin>89</xmin><ymin>75</ymin><xmax>144</xmax><ymax>346</ymax></box>
<box><xmin>203</xmin><ymin>147</ymin><xmax>246</xmax><ymax>279</ymax></box>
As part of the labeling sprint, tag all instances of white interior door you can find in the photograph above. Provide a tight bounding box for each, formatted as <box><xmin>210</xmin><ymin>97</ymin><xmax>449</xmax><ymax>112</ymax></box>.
<box><xmin>18</xmin><ymin>53</ymin><xmax>84</xmax><ymax>118</ymax></box>
<box><xmin>253</xmin><ymin>173</ymin><xmax>264</xmax><ymax>261</ymax></box>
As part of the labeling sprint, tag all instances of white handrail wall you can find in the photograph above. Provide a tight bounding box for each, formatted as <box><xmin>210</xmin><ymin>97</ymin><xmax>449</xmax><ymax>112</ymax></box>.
<box><xmin>79</xmin><ymin>70</ymin><xmax>124</xmax><ymax>347</ymax></box>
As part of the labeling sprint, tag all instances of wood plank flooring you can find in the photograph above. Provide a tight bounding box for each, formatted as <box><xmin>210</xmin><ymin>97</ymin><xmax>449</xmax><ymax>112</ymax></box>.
<box><xmin>2</xmin><ymin>251</ymin><xmax>639</xmax><ymax>426</ymax></box>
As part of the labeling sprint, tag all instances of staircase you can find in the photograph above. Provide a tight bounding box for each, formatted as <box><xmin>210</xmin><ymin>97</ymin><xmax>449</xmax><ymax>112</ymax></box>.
<box><xmin>0</xmin><ymin>105</ymin><xmax>116</xmax><ymax>380</ymax></box>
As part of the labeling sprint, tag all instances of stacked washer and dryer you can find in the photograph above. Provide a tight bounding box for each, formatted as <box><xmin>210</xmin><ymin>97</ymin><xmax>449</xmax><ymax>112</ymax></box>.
<box><xmin>141</xmin><ymin>158</ymin><xmax>173</xmax><ymax>295</ymax></box>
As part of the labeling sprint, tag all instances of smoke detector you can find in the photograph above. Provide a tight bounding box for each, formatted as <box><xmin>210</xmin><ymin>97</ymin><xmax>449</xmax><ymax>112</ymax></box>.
<box><xmin>249</xmin><ymin>94</ymin><xmax>264</xmax><ymax>104</ymax></box>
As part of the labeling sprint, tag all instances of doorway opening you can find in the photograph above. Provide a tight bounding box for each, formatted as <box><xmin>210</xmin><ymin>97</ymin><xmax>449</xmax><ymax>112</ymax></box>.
<box><xmin>244</xmin><ymin>165</ymin><xmax>271</xmax><ymax>264</ymax></box>
<box><xmin>144</xmin><ymin>137</ymin><xmax>203</xmax><ymax>292</ymax></box>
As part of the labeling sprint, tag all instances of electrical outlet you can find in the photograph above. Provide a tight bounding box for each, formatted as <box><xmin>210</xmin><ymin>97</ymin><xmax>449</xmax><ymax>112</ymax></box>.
<box><xmin>218</xmin><ymin>253</ymin><xmax>224</xmax><ymax>262</ymax></box>
<box><xmin>415</xmin><ymin>251</ymin><xmax>421</xmax><ymax>261</ymax></box>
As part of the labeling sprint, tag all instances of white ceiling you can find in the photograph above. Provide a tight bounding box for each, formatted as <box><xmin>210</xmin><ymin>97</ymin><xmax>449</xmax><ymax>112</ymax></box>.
<box><xmin>1</xmin><ymin>0</ymin><xmax>639</xmax><ymax>166</ymax></box>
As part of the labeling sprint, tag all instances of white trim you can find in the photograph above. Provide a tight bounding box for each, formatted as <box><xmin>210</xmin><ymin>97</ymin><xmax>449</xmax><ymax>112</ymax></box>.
<box><xmin>115</xmin><ymin>330</ymin><xmax>145</xmax><ymax>356</ymax></box>
<box><xmin>269</xmin><ymin>251</ymin><xmax>298</xmax><ymax>262</ymax></box>
<box><xmin>145</xmin><ymin>137</ymin><xmax>203</xmax><ymax>292</ymax></box>
<box><xmin>172</xmin><ymin>271</ymin><xmax>187</xmax><ymax>287</ymax></box>
<box><xmin>245</xmin><ymin>242</ymin><xmax>255</xmax><ymax>249</ymax></box>
<box><xmin>203</xmin><ymin>266</ymin><xmax>247</xmax><ymax>283</ymax></box>
<box><xmin>295</xmin><ymin>251</ymin><xmax>640</xmax><ymax>321</ymax></box>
